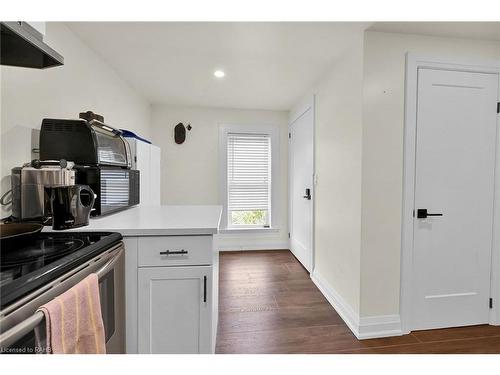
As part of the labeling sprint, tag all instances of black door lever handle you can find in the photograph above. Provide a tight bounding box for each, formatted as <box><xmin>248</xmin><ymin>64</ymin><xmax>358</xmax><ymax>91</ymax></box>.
<box><xmin>416</xmin><ymin>209</ymin><xmax>443</xmax><ymax>219</ymax></box>
<box><xmin>303</xmin><ymin>188</ymin><xmax>311</xmax><ymax>200</ymax></box>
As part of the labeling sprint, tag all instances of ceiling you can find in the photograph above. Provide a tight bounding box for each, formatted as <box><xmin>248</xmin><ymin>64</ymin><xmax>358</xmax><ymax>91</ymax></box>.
<box><xmin>67</xmin><ymin>22</ymin><xmax>370</xmax><ymax>111</ymax></box>
<box><xmin>67</xmin><ymin>22</ymin><xmax>500</xmax><ymax>111</ymax></box>
<box><xmin>369</xmin><ymin>22</ymin><xmax>500</xmax><ymax>42</ymax></box>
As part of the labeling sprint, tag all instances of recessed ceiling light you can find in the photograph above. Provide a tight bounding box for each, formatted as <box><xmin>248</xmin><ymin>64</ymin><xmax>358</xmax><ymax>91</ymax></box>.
<box><xmin>214</xmin><ymin>70</ymin><xmax>225</xmax><ymax>78</ymax></box>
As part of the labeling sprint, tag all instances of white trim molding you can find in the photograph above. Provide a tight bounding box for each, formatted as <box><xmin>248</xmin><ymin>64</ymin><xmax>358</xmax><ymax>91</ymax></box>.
<box><xmin>311</xmin><ymin>271</ymin><xmax>403</xmax><ymax>340</ymax></box>
<box><xmin>491</xmin><ymin>73</ymin><xmax>500</xmax><ymax>326</ymax></box>
<box><xmin>219</xmin><ymin>227</ymin><xmax>280</xmax><ymax>235</ymax></box>
<box><xmin>310</xmin><ymin>271</ymin><xmax>359</xmax><ymax>336</ymax></box>
<box><xmin>358</xmin><ymin>315</ymin><xmax>403</xmax><ymax>340</ymax></box>
<box><xmin>216</xmin><ymin>241</ymin><xmax>289</xmax><ymax>252</ymax></box>
<box><xmin>401</xmin><ymin>53</ymin><xmax>500</xmax><ymax>333</ymax></box>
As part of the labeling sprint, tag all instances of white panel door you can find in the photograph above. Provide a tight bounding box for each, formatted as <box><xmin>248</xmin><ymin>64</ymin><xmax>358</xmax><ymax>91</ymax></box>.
<box><xmin>150</xmin><ymin>145</ymin><xmax>161</xmax><ymax>205</ymax></box>
<box><xmin>412</xmin><ymin>68</ymin><xmax>498</xmax><ymax>330</ymax></box>
<box><xmin>289</xmin><ymin>107</ymin><xmax>314</xmax><ymax>272</ymax></box>
<box><xmin>138</xmin><ymin>266</ymin><xmax>212</xmax><ymax>353</ymax></box>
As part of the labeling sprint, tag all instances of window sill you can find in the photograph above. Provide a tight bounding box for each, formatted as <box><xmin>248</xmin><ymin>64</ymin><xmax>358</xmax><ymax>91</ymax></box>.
<box><xmin>219</xmin><ymin>227</ymin><xmax>280</xmax><ymax>234</ymax></box>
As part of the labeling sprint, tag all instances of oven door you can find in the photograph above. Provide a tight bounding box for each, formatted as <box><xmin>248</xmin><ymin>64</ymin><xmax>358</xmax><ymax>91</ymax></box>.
<box><xmin>0</xmin><ymin>244</ymin><xmax>125</xmax><ymax>354</ymax></box>
<box><xmin>91</xmin><ymin>120</ymin><xmax>130</xmax><ymax>168</ymax></box>
<box><xmin>99</xmin><ymin>246</ymin><xmax>124</xmax><ymax>354</ymax></box>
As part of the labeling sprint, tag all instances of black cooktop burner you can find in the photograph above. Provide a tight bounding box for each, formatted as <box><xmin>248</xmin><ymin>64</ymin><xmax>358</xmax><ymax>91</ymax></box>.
<box><xmin>1</xmin><ymin>238</ymin><xmax>86</xmax><ymax>268</ymax></box>
<box><xmin>0</xmin><ymin>231</ymin><xmax>122</xmax><ymax>309</ymax></box>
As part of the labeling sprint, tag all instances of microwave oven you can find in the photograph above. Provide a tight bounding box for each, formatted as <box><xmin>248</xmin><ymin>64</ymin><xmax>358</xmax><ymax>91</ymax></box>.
<box><xmin>75</xmin><ymin>166</ymin><xmax>140</xmax><ymax>216</ymax></box>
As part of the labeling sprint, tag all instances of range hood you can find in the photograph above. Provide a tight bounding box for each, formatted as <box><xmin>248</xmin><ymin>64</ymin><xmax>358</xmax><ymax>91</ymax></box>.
<box><xmin>1</xmin><ymin>22</ymin><xmax>64</xmax><ymax>69</ymax></box>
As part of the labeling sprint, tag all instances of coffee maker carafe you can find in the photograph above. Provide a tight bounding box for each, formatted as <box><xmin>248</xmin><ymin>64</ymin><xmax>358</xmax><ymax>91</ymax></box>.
<box><xmin>49</xmin><ymin>185</ymin><xmax>95</xmax><ymax>230</ymax></box>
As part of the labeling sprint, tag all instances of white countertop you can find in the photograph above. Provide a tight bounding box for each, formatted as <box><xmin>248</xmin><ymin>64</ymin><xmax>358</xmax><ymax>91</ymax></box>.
<box><xmin>43</xmin><ymin>205</ymin><xmax>222</xmax><ymax>236</ymax></box>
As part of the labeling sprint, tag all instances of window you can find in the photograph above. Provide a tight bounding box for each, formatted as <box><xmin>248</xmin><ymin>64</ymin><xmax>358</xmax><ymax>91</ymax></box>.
<box><xmin>227</xmin><ymin>133</ymin><xmax>271</xmax><ymax>227</ymax></box>
<box><xmin>220</xmin><ymin>125</ymin><xmax>279</xmax><ymax>230</ymax></box>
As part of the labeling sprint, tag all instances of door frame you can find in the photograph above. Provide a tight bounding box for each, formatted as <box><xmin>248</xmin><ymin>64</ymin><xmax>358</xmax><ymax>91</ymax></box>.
<box><xmin>288</xmin><ymin>95</ymin><xmax>316</xmax><ymax>273</ymax></box>
<box><xmin>401</xmin><ymin>53</ymin><xmax>500</xmax><ymax>334</ymax></box>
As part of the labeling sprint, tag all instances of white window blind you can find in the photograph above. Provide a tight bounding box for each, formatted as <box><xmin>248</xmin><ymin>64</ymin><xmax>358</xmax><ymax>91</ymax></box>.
<box><xmin>227</xmin><ymin>133</ymin><xmax>271</xmax><ymax>227</ymax></box>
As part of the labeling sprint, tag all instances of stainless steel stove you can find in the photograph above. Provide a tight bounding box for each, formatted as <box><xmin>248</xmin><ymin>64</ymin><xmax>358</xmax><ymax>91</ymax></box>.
<box><xmin>0</xmin><ymin>231</ymin><xmax>125</xmax><ymax>353</ymax></box>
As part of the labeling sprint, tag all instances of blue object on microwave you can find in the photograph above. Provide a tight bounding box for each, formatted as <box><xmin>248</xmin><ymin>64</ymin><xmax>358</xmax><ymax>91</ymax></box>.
<box><xmin>120</xmin><ymin>129</ymin><xmax>152</xmax><ymax>144</ymax></box>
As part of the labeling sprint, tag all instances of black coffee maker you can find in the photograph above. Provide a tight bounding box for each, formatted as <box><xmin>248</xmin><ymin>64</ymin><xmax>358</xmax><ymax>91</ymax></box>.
<box><xmin>48</xmin><ymin>185</ymin><xmax>95</xmax><ymax>230</ymax></box>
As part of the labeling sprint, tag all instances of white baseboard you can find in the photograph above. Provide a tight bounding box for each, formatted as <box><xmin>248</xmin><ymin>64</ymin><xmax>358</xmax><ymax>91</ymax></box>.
<box><xmin>358</xmin><ymin>314</ymin><xmax>403</xmax><ymax>339</ymax></box>
<box><xmin>311</xmin><ymin>271</ymin><xmax>403</xmax><ymax>340</ymax></box>
<box><xmin>217</xmin><ymin>242</ymin><xmax>289</xmax><ymax>252</ymax></box>
<box><xmin>310</xmin><ymin>271</ymin><xmax>360</xmax><ymax>337</ymax></box>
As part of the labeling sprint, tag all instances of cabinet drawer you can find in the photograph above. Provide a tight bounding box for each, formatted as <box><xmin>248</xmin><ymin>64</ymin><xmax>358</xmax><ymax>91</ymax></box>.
<box><xmin>138</xmin><ymin>236</ymin><xmax>212</xmax><ymax>267</ymax></box>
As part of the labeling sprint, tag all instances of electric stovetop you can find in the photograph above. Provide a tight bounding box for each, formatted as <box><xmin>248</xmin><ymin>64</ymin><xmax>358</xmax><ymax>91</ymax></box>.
<box><xmin>0</xmin><ymin>231</ymin><xmax>122</xmax><ymax>309</ymax></box>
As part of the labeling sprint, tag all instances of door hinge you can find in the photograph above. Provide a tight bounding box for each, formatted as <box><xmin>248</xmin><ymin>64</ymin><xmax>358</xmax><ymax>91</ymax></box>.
<box><xmin>288</xmin><ymin>232</ymin><xmax>290</xmax><ymax>239</ymax></box>
<box><xmin>490</xmin><ymin>298</ymin><xmax>493</xmax><ymax>309</ymax></box>
<box><xmin>288</xmin><ymin>132</ymin><xmax>291</xmax><ymax>139</ymax></box>
<box><xmin>497</xmin><ymin>102</ymin><xmax>500</xmax><ymax>114</ymax></box>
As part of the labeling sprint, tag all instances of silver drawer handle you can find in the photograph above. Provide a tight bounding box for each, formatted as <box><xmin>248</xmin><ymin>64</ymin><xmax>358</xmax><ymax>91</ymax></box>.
<box><xmin>159</xmin><ymin>249</ymin><xmax>188</xmax><ymax>255</ymax></box>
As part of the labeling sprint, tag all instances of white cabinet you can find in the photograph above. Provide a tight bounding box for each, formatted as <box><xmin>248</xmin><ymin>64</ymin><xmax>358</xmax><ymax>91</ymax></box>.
<box><xmin>138</xmin><ymin>266</ymin><xmax>212</xmax><ymax>354</ymax></box>
<box><xmin>150</xmin><ymin>145</ymin><xmax>161</xmax><ymax>204</ymax></box>
<box><xmin>126</xmin><ymin>138</ymin><xmax>161</xmax><ymax>206</ymax></box>
<box><xmin>125</xmin><ymin>234</ymin><xmax>218</xmax><ymax>354</ymax></box>
<box><xmin>134</xmin><ymin>140</ymin><xmax>151</xmax><ymax>206</ymax></box>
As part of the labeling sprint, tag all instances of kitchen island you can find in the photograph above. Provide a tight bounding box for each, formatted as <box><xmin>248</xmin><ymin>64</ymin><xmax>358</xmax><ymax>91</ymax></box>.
<box><xmin>45</xmin><ymin>205</ymin><xmax>222</xmax><ymax>236</ymax></box>
<box><xmin>46</xmin><ymin>205</ymin><xmax>222</xmax><ymax>354</ymax></box>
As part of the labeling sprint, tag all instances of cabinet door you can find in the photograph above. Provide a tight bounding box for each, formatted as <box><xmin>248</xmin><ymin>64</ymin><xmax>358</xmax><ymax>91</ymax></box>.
<box><xmin>138</xmin><ymin>266</ymin><xmax>212</xmax><ymax>354</ymax></box>
<box><xmin>149</xmin><ymin>145</ymin><xmax>161</xmax><ymax>205</ymax></box>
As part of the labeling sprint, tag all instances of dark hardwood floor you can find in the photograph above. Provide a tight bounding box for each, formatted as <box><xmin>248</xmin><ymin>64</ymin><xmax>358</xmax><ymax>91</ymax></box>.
<box><xmin>215</xmin><ymin>250</ymin><xmax>500</xmax><ymax>354</ymax></box>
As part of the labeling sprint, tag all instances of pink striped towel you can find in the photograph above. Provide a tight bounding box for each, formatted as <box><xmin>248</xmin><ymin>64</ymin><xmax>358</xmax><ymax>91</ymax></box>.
<box><xmin>37</xmin><ymin>274</ymin><xmax>106</xmax><ymax>354</ymax></box>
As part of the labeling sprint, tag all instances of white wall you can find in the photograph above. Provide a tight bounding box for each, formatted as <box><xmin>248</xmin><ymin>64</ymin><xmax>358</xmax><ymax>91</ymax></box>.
<box><xmin>296</xmin><ymin>29</ymin><xmax>500</xmax><ymax>337</ymax></box>
<box><xmin>304</xmin><ymin>33</ymin><xmax>365</xmax><ymax>315</ymax></box>
<box><xmin>0</xmin><ymin>22</ymin><xmax>151</xmax><ymax>216</ymax></box>
<box><xmin>150</xmin><ymin>104</ymin><xmax>289</xmax><ymax>250</ymax></box>
<box><xmin>360</xmin><ymin>31</ymin><xmax>500</xmax><ymax>318</ymax></box>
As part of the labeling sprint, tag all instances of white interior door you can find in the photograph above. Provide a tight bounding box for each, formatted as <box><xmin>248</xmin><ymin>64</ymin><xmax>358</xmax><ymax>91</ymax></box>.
<box><xmin>289</xmin><ymin>107</ymin><xmax>314</xmax><ymax>272</ymax></box>
<box><xmin>411</xmin><ymin>68</ymin><xmax>498</xmax><ymax>330</ymax></box>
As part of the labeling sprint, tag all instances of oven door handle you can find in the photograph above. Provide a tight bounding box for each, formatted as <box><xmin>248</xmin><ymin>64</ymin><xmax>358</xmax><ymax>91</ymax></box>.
<box><xmin>0</xmin><ymin>247</ymin><xmax>123</xmax><ymax>350</ymax></box>
<box><xmin>96</xmin><ymin>249</ymin><xmax>123</xmax><ymax>277</ymax></box>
